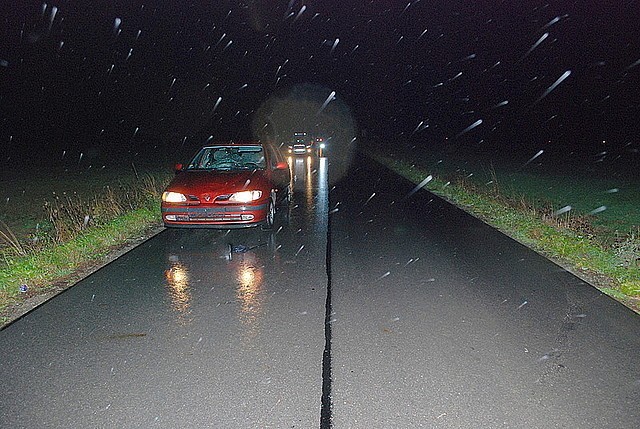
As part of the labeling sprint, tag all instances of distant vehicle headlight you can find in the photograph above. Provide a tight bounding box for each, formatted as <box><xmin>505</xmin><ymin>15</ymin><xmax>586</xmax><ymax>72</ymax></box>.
<box><xmin>162</xmin><ymin>191</ymin><xmax>187</xmax><ymax>203</ymax></box>
<box><xmin>229</xmin><ymin>190</ymin><xmax>262</xmax><ymax>203</ymax></box>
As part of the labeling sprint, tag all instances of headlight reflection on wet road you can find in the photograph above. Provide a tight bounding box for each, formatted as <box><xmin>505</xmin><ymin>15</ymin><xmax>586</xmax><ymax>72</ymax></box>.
<box><xmin>305</xmin><ymin>156</ymin><xmax>314</xmax><ymax>212</ymax></box>
<box><xmin>164</xmin><ymin>261</ymin><xmax>192</xmax><ymax>324</ymax></box>
<box><xmin>234</xmin><ymin>254</ymin><xmax>265</xmax><ymax>343</ymax></box>
<box><xmin>316</xmin><ymin>157</ymin><xmax>328</xmax><ymax>233</ymax></box>
<box><xmin>288</xmin><ymin>155</ymin><xmax>329</xmax><ymax>234</ymax></box>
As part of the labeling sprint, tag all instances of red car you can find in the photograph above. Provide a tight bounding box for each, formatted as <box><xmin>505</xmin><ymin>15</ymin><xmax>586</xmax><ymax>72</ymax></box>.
<box><xmin>161</xmin><ymin>141</ymin><xmax>291</xmax><ymax>229</ymax></box>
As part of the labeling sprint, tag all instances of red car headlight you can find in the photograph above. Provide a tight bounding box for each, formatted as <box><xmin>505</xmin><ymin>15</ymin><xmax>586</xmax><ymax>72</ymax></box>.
<box><xmin>162</xmin><ymin>191</ymin><xmax>187</xmax><ymax>203</ymax></box>
<box><xmin>228</xmin><ymin>190</ymin><xmax>262</xmax><ymax>203</ymax></box>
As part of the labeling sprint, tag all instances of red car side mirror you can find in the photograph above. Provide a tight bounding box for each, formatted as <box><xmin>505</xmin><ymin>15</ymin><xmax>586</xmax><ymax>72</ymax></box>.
<box><xmin>174</xmin><ymin>163</ymin><xmax>183</xmax><ymax>172</ymax></box>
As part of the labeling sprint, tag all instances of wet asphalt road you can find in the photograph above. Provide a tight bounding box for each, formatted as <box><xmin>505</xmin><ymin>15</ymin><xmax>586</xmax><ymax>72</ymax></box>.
<box><xmin>1</xmin><ymin>154</ymin><xmax>640</xmax><ymax>428</ymax></box>
<box><xmin>328</xmin><ymin>159</ymin><xmax>640</xmax><ymax>428</ymax></box>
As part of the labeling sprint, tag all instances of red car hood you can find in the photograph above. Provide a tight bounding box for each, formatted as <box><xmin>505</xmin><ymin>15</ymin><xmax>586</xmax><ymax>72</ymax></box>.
<box><xmin>167</xmin><ymin>170</ymin><xmax>271</xmax><ymax>197</ymax></box>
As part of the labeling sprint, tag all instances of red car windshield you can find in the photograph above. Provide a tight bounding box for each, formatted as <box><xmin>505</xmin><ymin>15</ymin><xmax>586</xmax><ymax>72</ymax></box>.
<box><xmin>186</xmin><ymin>146</ymin><xmax>266</xmax><ymax>171</ymax></box>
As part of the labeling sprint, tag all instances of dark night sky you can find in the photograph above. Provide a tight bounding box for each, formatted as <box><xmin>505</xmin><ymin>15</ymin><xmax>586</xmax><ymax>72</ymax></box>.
<box><xmin>1</xmin><ymin>1</ymin><xmax>639</xmax><ymax>170</ymax></box>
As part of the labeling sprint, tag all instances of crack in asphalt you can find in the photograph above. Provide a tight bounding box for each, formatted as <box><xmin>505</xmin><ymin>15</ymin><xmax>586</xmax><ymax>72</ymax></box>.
<box><xmin>321</xmin><ymin>193</ymin><xmax>333</xmax><ymax>429</ymax></box>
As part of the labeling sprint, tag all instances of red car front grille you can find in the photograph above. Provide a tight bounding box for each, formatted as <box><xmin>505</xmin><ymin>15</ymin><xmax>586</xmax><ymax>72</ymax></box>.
<box><xmin>189</xmin><ymin>213</ymin><xmax>243</xmax><ymax>221</ymax></box>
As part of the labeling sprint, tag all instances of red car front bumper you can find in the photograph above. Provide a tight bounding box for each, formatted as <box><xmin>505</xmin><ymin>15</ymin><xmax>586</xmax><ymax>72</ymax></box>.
<box><xmin>161</xmin><ymin>202</ymin><xmax>268</xmax><ymax>228</ymax></box>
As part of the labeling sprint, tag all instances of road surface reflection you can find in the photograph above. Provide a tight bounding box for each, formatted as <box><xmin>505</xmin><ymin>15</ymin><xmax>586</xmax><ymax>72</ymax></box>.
<box><xmin>290</xmin><ymin>155</ymin><xmax>329</xmax><ymax>233</ymax></box>
<box><xmin>233</xmin><ymin>252</ymin><xmax>265</xmax><ymax>343</ymax></box>
<box><xmin>164</xmin><ymin>260</ymin><xmax>192</xmax><ymax>324</ymax></box>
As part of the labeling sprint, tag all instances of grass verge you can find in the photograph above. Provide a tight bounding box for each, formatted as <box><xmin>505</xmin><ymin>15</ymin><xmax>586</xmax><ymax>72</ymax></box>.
<box><xmin>373</xmin><ymin>153</ymin><xmax>640</xmax><ymax>312</ymax></box>
<box><xmin>0</xmin><ymin>170</ymin><xmax>171</xmax><ymax>327</ymax></box>
<box><xmin>0</xmin><ymin>207</ymin><xmax>160</xmax><ymax>305</ymax></box>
